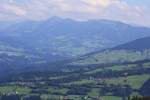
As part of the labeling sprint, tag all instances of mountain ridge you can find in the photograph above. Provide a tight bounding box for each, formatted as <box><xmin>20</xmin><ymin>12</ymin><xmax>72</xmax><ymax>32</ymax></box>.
<box><xmin>0</xmin><ymin>17</ymin><xmax>150</xmax><ymax>73</ymax></box>
<box><xmin>112</xmin><ymin>36</ymin><xmax>150</xmax><ymax>51</ymax></box>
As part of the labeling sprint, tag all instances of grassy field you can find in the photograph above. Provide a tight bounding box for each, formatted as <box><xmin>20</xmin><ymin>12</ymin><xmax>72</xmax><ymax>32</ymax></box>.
<box><xmin>88</xmin><ymin>88</ymin><xmax>100</xmax><ymax>97</ymax></box>
<box><xmin>0</xmin><ymin>85</ymin><xmax>31</xmax><ymax>94</ymax></box>
<box><xmin>143</xmin><ymin>62</ymin><xmax>150</xmax><ymax>68</ymax></box>
<box><xmin>84</xmin><ymin>68</ymin><xmax>103</xmax><ymax>75</ymax></box>
<box><xmin>105</xmin><ymin>74</ymin><xmax>150</xmax><ymax>89</ymax></box>
<box><xmin>105</xmin><ymin>64</ymin><xmax>137</xmax><ymax>71</ymax></box>
<box><xmin>102</xmin><ymin>96</ymin><xmax>122</xmax><ymax>100</ymax></box>
<box><xmin>84</xmin><ymin>64</ymin><xmax>138</xmax><ymax>75</ymax></box>
<box><xmin>65</xmin><ymin>73</ymin><xmax>150</xmax><ymax>90</ymax></box>
<box><xmin>67</xmin><ymin>79</ymin><xmax>95</xmax><ymax>85</ymax></box>
<box><xmin>0</xmin><ymin>85</ymin><xmax>16</xmax><ymax>94</ymax></box>
<box><xmin>49</xmin><ymin>75</ymin><xmax>67</xmax><ymax>80</ymax></box>
<box><xmin>48</xmin><ymin>87</ymin><xmax>69</xmax><ymax>94</ymax></box>
<box><xmin>15</xmin><ymin>87</ymin><xmax>31</xmax><ymax>94</ymax></box>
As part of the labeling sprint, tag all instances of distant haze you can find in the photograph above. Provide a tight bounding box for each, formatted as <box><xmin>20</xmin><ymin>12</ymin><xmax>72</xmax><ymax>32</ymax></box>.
<box><xmin>0</xmin><ymin>0</ymin><xmax>150</xmax><ymax>27</ymax></box>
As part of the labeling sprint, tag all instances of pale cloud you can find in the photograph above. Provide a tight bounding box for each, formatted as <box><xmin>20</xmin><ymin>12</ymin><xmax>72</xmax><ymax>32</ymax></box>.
<box><xmin>0</xmin><ymin>0</ymin><xmax>149</xmax><ymax>27</ymax></box>
<box><xmin>3</xmin><ymin>4</ymin><xmax>26</xmax><ymax>16</ymax></box>
<box><xmin>81</xmin><ymin>0</ymin><xmax>113</xmax><ymax>7</ymax></box>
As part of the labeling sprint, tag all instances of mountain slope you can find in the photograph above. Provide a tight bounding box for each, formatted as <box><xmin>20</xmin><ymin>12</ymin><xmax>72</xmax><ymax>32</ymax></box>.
<box><xmin>0</xmin><ymin>17</ymin><xmax>150</xmax><ymax>73</ymax></box>
<box><xmin>1</xmin><ymin>18</ymin><xmax>150</xmax><ymax>57</ymax></box>
<box><xmin>71</xmin><ymin>36</ymin><xmax>150</xmax><ymax>66</ymax></box>
<box><xmin>112</xmin><ymin>36</ymin><xmax>150</xmax><ymax>51</ymax></box>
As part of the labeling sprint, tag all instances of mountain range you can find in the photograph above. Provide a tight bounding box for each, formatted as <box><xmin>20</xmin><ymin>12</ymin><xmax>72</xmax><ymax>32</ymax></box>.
<box><xmin>0</xmin><ymin>17</ymin><xmax>150</xmax><ymax>73</ymax></box>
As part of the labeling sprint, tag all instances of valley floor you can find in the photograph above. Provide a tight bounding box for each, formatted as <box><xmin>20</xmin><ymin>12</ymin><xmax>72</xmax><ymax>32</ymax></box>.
<box><xmin>0</xmin><ymin>60</ymin><xmax>150</xmax><ymax>100</ymax></box>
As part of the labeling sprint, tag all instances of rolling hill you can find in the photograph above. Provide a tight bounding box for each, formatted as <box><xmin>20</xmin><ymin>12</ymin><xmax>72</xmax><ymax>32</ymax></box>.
<box><xmin>112</xmin><ymin>36</ymin><xmax>150</xmax><ymax>51</ymax></box>
<box><xmin>71</xmin><ymin>36</ymin><xmax>150</xmax><ymax>66</ymax></box>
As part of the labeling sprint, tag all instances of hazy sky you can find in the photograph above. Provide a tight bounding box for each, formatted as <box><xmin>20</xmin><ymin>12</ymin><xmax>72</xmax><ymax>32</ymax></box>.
<box><xmin>0</xmin><ymin>0</ymin><xmax>150</xmax><ymax>27</ymax></box>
